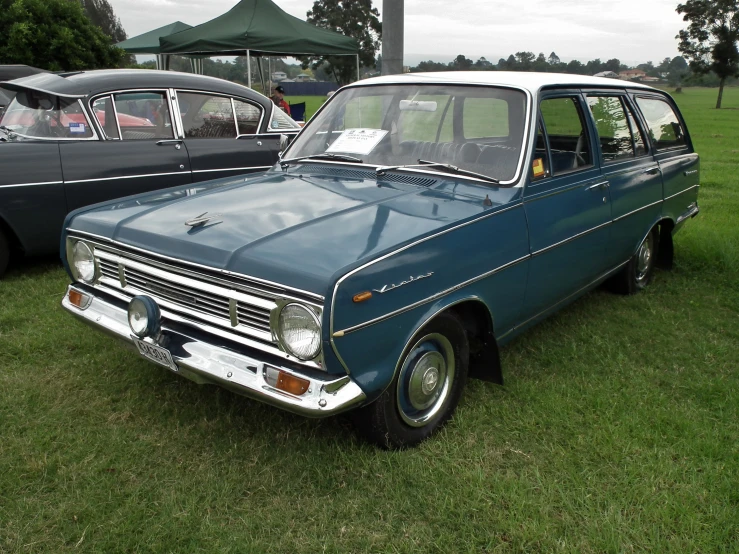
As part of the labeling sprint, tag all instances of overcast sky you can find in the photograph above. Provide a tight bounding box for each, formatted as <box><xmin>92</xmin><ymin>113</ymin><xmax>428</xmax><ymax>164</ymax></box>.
<box><xmin>108</xmin><ymin>0</ymin><xmax>686</xmax><ymax>66</ymax></box>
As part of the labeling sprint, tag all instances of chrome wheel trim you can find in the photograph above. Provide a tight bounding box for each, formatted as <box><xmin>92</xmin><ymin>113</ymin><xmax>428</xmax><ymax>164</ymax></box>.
<box><xmin>396</xmin><ymin>333</ymin><xmax>455</xmax><ymax>428</ymax></box>
<box><xmin>635</xmin><ymin>233</ymin><xmax>654</xmax><ymax>283</ymax></box>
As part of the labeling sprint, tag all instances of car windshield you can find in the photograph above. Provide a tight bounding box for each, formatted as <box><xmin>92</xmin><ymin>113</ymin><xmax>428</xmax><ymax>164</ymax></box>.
<box><xmin>284</xmin><ymin>84</ymin><xmax>527</xmax><ymax>183</ymax></box>
<box><xmin>0</xmin><ymin>90</ymin><xmax>93</xmax><ymax>139</ymax></box>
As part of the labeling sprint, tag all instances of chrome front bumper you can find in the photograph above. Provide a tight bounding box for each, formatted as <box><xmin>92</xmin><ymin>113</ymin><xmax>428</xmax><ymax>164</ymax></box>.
<box><xmin>61</xmin><ymin>285</ymin><xmax>366</xmax><ymax>417</ymax></box>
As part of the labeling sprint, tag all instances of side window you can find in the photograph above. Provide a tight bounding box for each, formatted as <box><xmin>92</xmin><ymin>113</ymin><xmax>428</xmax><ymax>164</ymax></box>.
<box><xmin>586</xmin><ymin>96</ymin><xmax>634</xmax><ymax>162</ymax></box>
<box><xmin>114</xmin><ymin>92</ymin><xmax>173</xmax><ymax>140</ymax></box>
<box><xmin>178</xmin><ymin>93</ymin><xmax>236</xmax><ymax>139</ymax></box>
<box><xmin>463</xmin><ymin>97</ymin><xmax>509</xmax><ymax>139</ymax></box>
<box><xmin>269</xmin><ymin>105</ymin><xmax>301</xmax><ymax>131</ymax></box>
<box><xmin>91</xmin><ymin>95</ymin><xmax>119</xmax><ymax>139</ymax></box>
<box><xmin>634</xmin><ymin>97</ymin><xmax>686</xmax><ymax>150</ymax></box>
<box><xmin>540</xmin><ymin>97</ymin><xmax>591</xmax><ymax>174</ymax></box>
<box><xmin>234</xmin><ymin>99</ymin><xmax>262</xmax><ymax>135</ymax></box>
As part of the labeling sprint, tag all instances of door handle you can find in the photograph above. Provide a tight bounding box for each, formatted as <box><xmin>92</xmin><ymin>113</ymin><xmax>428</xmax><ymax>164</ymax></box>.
<box><xmin>643</xmin><ymin>166</ymin><xmax>660</xmax><ymax>175</ymax></box>
<box><xmin>156</xmin><ymin>139</ymin><xmax>183</xmax><ymax>146</ymax></box>
<box><xmin>586</xmin><ymin>181</ymin><xmax>609</xmax><ymax>191</ymax></box>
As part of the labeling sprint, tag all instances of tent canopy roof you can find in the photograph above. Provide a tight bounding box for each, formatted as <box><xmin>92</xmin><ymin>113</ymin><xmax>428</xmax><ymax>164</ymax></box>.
<box><xmin>159</xmin><ymin>0</ymin><xmax>358</xmax><ymax>57</ymax></box>
<box><xmin>116</xmin><ymin>21</ymin><xmax>193</xmax><ymax>54</ymax></box>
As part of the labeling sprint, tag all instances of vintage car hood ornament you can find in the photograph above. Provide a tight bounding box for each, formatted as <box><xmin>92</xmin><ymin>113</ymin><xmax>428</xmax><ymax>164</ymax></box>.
<box><xmin>184</xmin><ymin>212</ymin><xmax>222</xmax><ymax>228</ymax></box>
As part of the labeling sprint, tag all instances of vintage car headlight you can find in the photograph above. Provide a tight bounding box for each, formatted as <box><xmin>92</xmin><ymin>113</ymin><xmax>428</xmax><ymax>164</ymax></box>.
<box><xmin>71</xmin><ymin>241</ymin><xmax>96</xmax><ymax>283</ymax></box>
<box><xmin>277</xmin><ymin>303</ymin><xmax>321</xmax><ymax>360</ymax></box>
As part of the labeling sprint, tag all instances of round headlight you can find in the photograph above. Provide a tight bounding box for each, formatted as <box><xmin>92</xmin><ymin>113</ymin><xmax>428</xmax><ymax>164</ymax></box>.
<box><xmin>127</xmin><ymin>296</ymin><xmax>161</xmax><ymax>338</ymax></box>
<box><xmin>277</xmin><ymin>303</ymin><xmax>321</xmax><ymax>360</ymax></box>
<box><xmin>72</xmin><ymin>241</ymin><xmax>96</xmax><ymax>283</ymax></box>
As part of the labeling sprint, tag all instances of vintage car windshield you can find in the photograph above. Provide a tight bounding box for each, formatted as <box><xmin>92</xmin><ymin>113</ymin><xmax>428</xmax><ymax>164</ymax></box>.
<box><xmin>0</xmin><ymin>90</ymin><xmax>93</xmax><ymax>139</ymax></box>
<box><xmin>285</xmin><ymin>84</ymin><xmax>527</xmax><ymax>183</ymax></box>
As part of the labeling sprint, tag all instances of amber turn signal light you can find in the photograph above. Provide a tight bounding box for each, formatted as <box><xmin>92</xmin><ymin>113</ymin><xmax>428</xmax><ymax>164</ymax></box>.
<box><xmin>68</xmin><ymin>289</ymin><xmax>90</xmax><ymax>309</ymax></box>
<box><xmin>276</xmin><ymin>371</ymin><xmax>310</xmax><ymax>396</ymax></box>
<box><xmin>352</xmin><ymin>291</ymin><xmax>372</xmax><ymax>303</ymax></box>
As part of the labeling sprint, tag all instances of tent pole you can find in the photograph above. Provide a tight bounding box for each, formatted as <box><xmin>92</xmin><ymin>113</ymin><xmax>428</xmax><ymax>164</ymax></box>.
<box><xmin>257</xmin><ymin>57</ymin><xmax>266</xmax><ymax>93</ymax></box>
<box><xmin>247</xmin><ymin>50</ymin><xmax>252</xmax><ymax>88</ymax></box>
<box><xmin>356</xmin><ymin>55</ymin><xmax>360</xmax><ymax>82</ymax></box>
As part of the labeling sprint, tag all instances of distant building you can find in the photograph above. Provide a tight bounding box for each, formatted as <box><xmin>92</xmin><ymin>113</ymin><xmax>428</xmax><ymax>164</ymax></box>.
<box><xmin>295</xmin><ymin>73</ymin><xmax>312</xmax><ymax>82</ymax></box>
<box><xmin>641</xmin><ymin>76</ymin><xmax>661</xmax><ymax>82</ymax></box>
<box><xmin>619</xmin><ymin>69</ymin><xmax>647</xmax><ymax>80</ymax></box>
<box><xmin>271</xmin><ymin>71</ymin><xmax>287</xmax><ymax>82</ymax></box>
<box><xmin>593</xmin><ymin>71</ymin><xmax>619</xmax><ymax>79</ymax></box>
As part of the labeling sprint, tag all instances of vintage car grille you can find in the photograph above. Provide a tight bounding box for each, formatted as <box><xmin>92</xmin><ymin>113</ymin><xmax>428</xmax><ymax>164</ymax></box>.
<box><xmin>92</xmin><ymin>245</ymin><xmax>284</xmax><ymax>345</ymax></box>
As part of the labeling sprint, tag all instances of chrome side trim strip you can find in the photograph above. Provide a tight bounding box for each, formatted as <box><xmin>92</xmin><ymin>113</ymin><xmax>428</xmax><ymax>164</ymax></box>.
<box><xmin>612</xmin><ymin>199</ymin><xmax>663</xmax><ymax>223</ymax></box>
<box><xmin>329</xmin><ymin>201</ymin><xmax>524</xmax><ymax>372</ymax></box>
<box><xmin>1</xmin><ymin>180</ymin><xmax>64</xmax><ymax>188</ymax></box>
<box><xmin>68</xmin><ymin>230</ymin><xmax>325</xmax><ymax>302</ymax></box>
<box><xmin>332</xmin><ymin>254</ymin><xmax>530</xmax><ymax>337</ymax></box>
<box><xmin>664</xmin><ymin>184</ymin><xmax>700</xmax><ymax>201</ymax></box>
<box><xmin>497</xmin><ymin>258</ymin><xmax>631</xmax><ymax>341</ymax></box>
<box><xmin>64</xmin><ymin>171</ymin><xmax>188</xmax><ymax>185</ymax></box>
<box><xmin>191</xmin><ymin>166</ymin><xmax>271</xmax><ymax>174</ymax></box>
<box><xmin>531</xmin><ymin>220</ymin><xmax>611</xmax><ymax>257</ymax></box>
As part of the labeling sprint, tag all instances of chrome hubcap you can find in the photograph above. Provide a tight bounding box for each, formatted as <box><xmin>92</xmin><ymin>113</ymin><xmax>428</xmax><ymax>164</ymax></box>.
<box><xmin>397</xmin><ymin>333</ymin><xmax>455</xmax><ymax>427</ymax></box>
<box><xmin>636</xmin><ymin>234</ymin><xmax>653</xmax><ymax>282</ymax></box>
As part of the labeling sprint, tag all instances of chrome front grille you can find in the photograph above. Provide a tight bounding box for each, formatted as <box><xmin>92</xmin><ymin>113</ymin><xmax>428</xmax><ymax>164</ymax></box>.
<box><xmin>94</xmin><ymin>246</ymin><xmax>276</xmax><ymax>343</ymax></box>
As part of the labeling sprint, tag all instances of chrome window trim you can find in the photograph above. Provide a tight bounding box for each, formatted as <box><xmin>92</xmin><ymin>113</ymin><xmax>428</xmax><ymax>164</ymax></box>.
<box><xmin>332</xmin><ymin>253</ymin><xmax>530</xmax><ymax>338</ymax></box>
<box><xmin>328</xmin><ymin>202</ymin><xmax>524</xmax><ymax>373</ymax></box>
<box><xmin>88</xmin><ymin>94</ymin><xmax>120</xmax><ymax>140</ymax></box>
<box><xmin>531</xmin><ymin>220</ymin><xmax>612</xmax><ymax>257</ymax></box>
<box><xmin>67</xmin><ymin>230</ymin><xmax>324</xmax><ymax>303</ymax></box>
<box><xmin>612</xmin><ymin>199</ymin><xmax>663</xmax><ymax>223</ymax></box>
<box><xmin>664</xmin><ymin>184</ymin><xmax>700</xmax><ymax>201</ymax></box>
<box><xmin>101</xmin><ymin>88</ymin><xmax>174</xmax><ymax>141</ymax></box>
<box><xmin>282</xmin><ymin>83</ymin><xmax>532</xmax><ymax>187</ymax></box>
<box><xmin>170</xmin><ymin>89</ymin><xmax>184</xmax><ymax>139</ymax></box>
<box><xmin>174</xmin><ymin>89</ymin><xmax>266</xmax><ymax>138</ymax></box>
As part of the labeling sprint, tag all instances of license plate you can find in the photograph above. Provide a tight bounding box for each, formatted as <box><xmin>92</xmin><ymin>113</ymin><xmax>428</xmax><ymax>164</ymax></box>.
<box><xmin>133</xmin><ymin>338</ymin><xmax>178</xmax><ymax>371</ymax></box>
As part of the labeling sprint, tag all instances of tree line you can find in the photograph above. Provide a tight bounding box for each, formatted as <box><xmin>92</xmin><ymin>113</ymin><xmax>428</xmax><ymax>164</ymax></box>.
<box><xmin>408</xmin><ymin>52</ymin><xmax>735</xmax><ymax>89</ymax></box>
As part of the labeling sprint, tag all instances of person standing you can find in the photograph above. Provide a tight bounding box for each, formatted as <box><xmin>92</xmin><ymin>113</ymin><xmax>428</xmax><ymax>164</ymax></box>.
<box><xmin>270</xmin><ymin>85</ymin><xmax>291</xmax><ymax>116</ymax></box>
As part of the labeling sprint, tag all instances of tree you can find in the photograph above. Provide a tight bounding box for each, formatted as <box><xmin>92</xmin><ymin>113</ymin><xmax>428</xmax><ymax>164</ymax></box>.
<box><xmin>604</xmin><ymin>58</ymin><xmax>621</xmax><ymax>73</ymax></box>
<box><xmin>300</xmin><ymin>0</ymin><xmax>381</xmax><ymax>85</ymax></box>
<box><xmin>77</xmin><ymin>0</ymin><xmax>126</xmax><ymax>42</ymax></box>
<box><xmin>677</xmin><ymin>0</ymin><xmax>739</xmax><ymax>108</ymax></box>
<box><xmin>548</xmin><ymin>51</ymin><xmax>561</xmax><ymax>66</ymax></box>
<box><xmin>0</xmin><ymin>0</ymin><xmax>125</xmax><ymax>70</ymax></box>
<box><xmin>514</xmin><ymin>51</ymin><xmax>535</xmax><ymax>71</ymax></box>
<box><xmin>450</xmin><ymin>54</ymin><xmax>473</xmax><ymax>70</ymax></box>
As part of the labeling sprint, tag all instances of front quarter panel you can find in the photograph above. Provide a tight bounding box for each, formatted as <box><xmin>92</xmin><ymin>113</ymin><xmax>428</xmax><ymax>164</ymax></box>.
<box><xmin>329</xmin><ymin>201</ymin><xmax>529</xmax><ymax>399</ymax></box>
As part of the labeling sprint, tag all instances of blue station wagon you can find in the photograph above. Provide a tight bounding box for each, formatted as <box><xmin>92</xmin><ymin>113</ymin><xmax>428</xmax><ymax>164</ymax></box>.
<box><xmin>60</xmin><ymin>72</ymin><xmax>700</xmax><ymax>448</ymax></box>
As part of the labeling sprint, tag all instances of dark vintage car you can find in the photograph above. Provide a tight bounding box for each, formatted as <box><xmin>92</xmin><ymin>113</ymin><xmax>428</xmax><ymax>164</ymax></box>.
<box><xmin>60</xmin><ymin>72</ymin><xmax>700</xmax><ymax>447</ymax></box>
<box><xmin>0</xmin><ymin>69</ymin><xmax>300</xmax><ymax>276</ymax></box>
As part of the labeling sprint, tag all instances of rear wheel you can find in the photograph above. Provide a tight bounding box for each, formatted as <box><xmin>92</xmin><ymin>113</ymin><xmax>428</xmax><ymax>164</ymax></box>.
<box><xmin>608</xmin><ymin>228</ymin><xmax>658</xmax><ymax>295</ymax></box>
<box><xmin>0</xmin><ymin>229</ymin><xmax>9</xmax><ymax>278</ymax></box>
<box><xmin>351</xmin><ymin>312</ymin><xmax>469</xmax><ymax>449</ymax></box>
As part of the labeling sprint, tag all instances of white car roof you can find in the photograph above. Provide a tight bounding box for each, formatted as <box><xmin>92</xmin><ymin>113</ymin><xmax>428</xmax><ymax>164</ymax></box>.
<box><xmin>354</xmin><ymin>71</ymin><xmax>657</xmax><ymax>93</ymax></box>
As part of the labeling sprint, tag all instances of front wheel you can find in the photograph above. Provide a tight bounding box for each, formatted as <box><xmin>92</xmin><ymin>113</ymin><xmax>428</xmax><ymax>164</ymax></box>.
<box><xmin>607</xmin><ymin>228</ymin><xmax>658</xmax><ymax>295</ymax></box>
<box><xmin>351</xmin><ymin>312</ymin><xmax>469</xmax><ymax>449</ymax></box>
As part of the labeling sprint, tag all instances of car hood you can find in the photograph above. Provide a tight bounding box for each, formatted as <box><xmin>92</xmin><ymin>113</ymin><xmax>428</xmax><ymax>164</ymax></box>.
<box><xmin>68</xmin><ymin>167</ymin><xmax>520</xmax><ymax>296</ymax></box>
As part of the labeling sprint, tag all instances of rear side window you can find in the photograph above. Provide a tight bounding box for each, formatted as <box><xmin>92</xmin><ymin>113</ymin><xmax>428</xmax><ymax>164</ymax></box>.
<box><xmin>634</xmin><ymin>97</ymin><xmax>686</xmax><ymax>150</ymax></box>
<box><xmin>178</xmin><ymin>93</ymin><xmax>236</xmax><ymax>139</ymax></box>
<box><xmin>540</xmin><ymin>97</ymin><xmax>591</xmax><ymax>174</ymax></box>
<box><xmin>586</xmin><ymin>95</ymin><xmax>648</xmax><ymax>162</ymax></box>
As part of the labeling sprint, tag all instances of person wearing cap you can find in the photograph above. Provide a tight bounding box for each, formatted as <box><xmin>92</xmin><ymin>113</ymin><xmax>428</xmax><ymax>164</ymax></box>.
<box><xmin>270</xmin><ymin>86</ymin><xmax>291</xmax><ymax>116</ymax></box>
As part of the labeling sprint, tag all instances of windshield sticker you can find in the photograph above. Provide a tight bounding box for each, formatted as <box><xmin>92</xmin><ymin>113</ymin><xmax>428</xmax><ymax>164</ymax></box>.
<box><xmin>326</xmin><ymin>128</ymin><xmax>388</xmax><ymax>155</ymax></box>
<box><xmin>69</xmin><ymin>123</ymin><xmax>86</xmax><ymax>134</ymax></box>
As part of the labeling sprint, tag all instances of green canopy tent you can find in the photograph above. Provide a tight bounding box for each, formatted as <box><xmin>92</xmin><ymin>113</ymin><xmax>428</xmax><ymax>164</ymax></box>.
<box><xmin>116</xmin><ymin>21</ymin><xmax>196</xmax><ymax>71</ymax></box>
<box><xmin>158</xmin><ymin>0</ymin><xmax>359</xmax><ymax>87</ymax></box>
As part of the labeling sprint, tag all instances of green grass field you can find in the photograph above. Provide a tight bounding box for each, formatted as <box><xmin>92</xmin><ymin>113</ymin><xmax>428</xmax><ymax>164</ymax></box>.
<box><xmin>1</xmin><ymin>87</ymin><xmax>738</xmax><ymax>553</ymax></box>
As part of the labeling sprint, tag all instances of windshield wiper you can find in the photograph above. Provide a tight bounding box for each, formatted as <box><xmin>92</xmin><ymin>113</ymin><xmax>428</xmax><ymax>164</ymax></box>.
<box><xmin>376</xmin><ymin>159</ymin><xmax>499</xmax><ymax>184</ymax></box>
<box><xmin>279</xmin><ymin>153</ymin><xmax>363</xmax><ymax>169</ymax></box>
